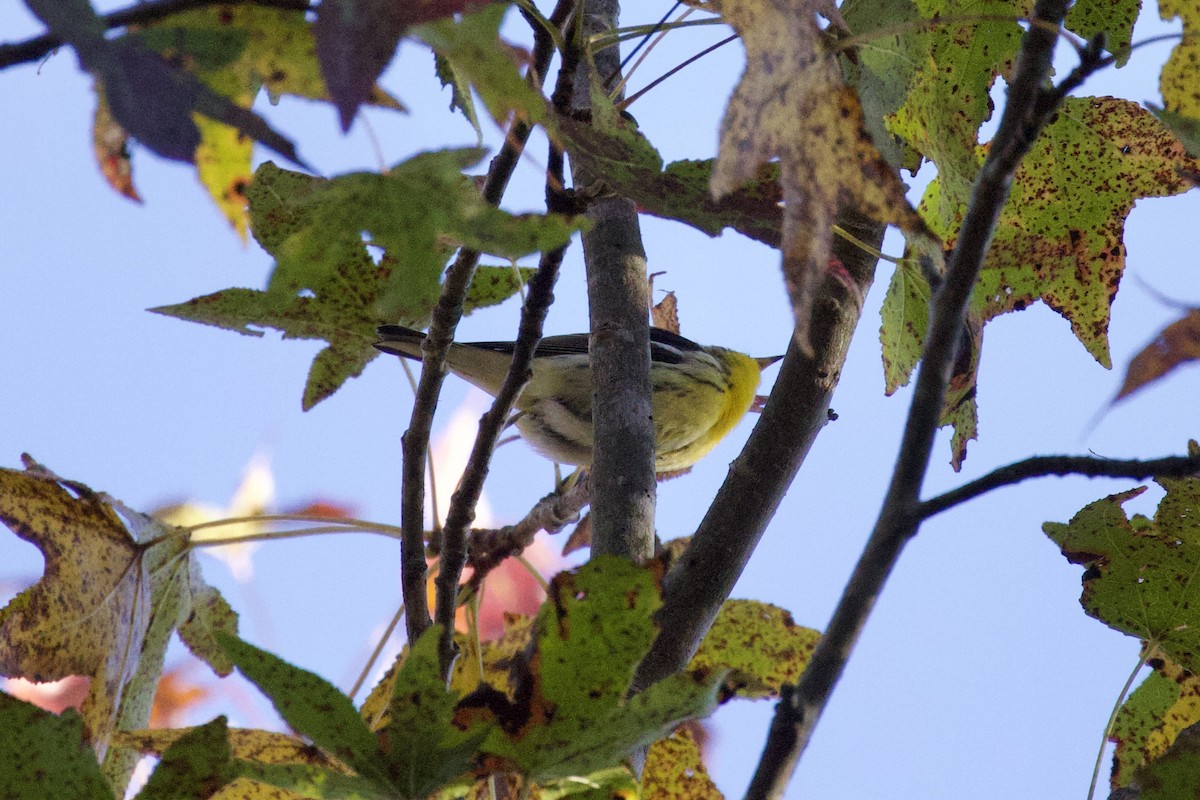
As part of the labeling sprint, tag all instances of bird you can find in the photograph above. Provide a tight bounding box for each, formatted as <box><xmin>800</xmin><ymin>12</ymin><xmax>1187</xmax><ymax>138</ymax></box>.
<box><xmin>374</xmin><ymin>325</ymin><xmax>782</xmax><ymax>473</ymax></box>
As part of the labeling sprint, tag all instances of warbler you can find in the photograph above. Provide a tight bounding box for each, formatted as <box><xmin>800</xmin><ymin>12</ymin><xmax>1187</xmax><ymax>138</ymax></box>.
<box><xmin>375</xmin><ymin>325</ymin><xmax>781</xmax><ymax>473</ymax></box>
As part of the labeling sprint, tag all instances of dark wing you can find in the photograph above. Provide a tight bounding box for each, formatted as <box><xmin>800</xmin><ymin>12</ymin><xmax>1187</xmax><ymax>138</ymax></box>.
<box><xmin>648</xmin><ymin>327</ymin><xmax>705</xmax><ymax>365</ymax></box>
<box><xmin>375</xmin><ymin>325</ymin><xmax>427</xmax><ymax>360</ymax></box>
<box><xmin>462</xmin><ymin>332</ymin><xmax>591</xmax><ymax>358</ymax></box>
<box><xmin>463</xmin><ymin>328</ymin><xmax>705</xmax><ymax>364</ymax></box>
<box><xmin>377</xmin><ymin>325</ymin><xmax>426</xmax><ymax>339</ymax></box>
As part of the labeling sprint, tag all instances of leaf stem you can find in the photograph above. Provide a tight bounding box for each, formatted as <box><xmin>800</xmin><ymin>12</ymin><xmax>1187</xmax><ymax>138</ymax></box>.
<box><xmin>1087</xmin><ymin>644</ymin><xmax>1155</xmax><ymax>800</ymax></box>
<box><xmin>348</xmin><ymin>601</ymin><xmax>406</xmax><ymax>703</ymax></box>
<box><xmin>607</xmin><ymin>5</ymin><xmax>693</xmax><ymax>101</ymax></box>
<box><xmin>188</xmin><ymin>525</ymin><xmax>396</xmax><ymax>546</ymax></box>
<box><xmin>832</xmin><ymin>224</ymin><xmax>906</xmax><ymax>264</ymax></box>
<box><xmin>398</xmin><ymin>0</ymin><xmax>571</xmax><ymax>649</ymax></box>
<box><xmin>591</xmin><ymin>17</ymin><xmax>724</xmax><ymax>52</ymax></box>
<box><xmin>185</xmin><ymin>513</ymin><xmax>403</xmax><ymax>536</ymax></box>
<box><xmin>514</xmin><ymin>553</ymin><xmax>552</xmax><ymax>594</ymax></box>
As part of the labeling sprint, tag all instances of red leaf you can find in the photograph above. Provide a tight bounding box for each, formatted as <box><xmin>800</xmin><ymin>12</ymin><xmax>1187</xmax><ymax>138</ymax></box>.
<box><xmin>284</xmin><ymin>500</ymin><xmax>357</xmax><ymax>519</ymax></box>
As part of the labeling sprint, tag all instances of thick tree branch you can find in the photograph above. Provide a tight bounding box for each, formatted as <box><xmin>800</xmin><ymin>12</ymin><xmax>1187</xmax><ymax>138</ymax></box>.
<box><xmin>917</xmin><ymin>452</ymin><xmax>1200</xmax><ymax>520</ymax></box>
<box><xmin>571</xmin><ymin>0</ymin><xmax>656</xmax><ymax>562</ymax></box>
<box><xmin>399</xmin><ymin>3</ymin><xmax>569</xmax><ymax>645</ymax></box>
<box><xmin>743</xmin><ymin>1</ymin><xmax>1074</xmax><ymax>797</ymax></box>
<box><xmin>0</xmin><ymin>0</ymin><xmax>308</xmax><ymax>69</ymax></box>
<box><xmin>631</xmin><ymin>210</ymin><xmax>884</xmax><ymax>693</ymax></box>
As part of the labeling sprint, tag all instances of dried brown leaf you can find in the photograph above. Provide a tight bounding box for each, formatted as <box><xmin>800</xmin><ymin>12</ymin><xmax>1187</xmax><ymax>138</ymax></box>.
<box><xmin>1115</xmin><ymin>309</ymin><xmax>1200</xmax><ymax>402</ymax></box>
<box><xmin>709</xmin><ymin>0</ymin><xmax>930</xmax><ymax>354</ymax></box>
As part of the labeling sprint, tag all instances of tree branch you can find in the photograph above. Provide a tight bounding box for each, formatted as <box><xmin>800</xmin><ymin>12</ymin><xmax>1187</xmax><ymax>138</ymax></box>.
<box><xmin>0</xmin><ymin>0</ymin><xmax>308</xmax><ymax>69</ymax></box>
<box><xmin>429</xmin><ymin>60</ymin><xmax>576</xmax><ymax>673</ymax></box>
<box><xmin>398</xmin><ymin>2</ymin><xmax>570</xmax><ymax>646</ymax></box>
<box><xmin>743</xmin><ymin>1</ymin><xmax>1075</xmax><ymax>796</ymax></box>
<box><xmin>917</xmin><ymin>452</ymin><xmax>1200</xmax><ymax>520</ymax></box>
<box><xmin>632</xmin><ymin>210</ymin><xmax>884</xmax><ymax>694</ymax></box>
<box><xmin>463</xmin><ymin>474</ymin><xmax>591</xmax><ymax>591</ymax></box>
<box><xmin>571</xmin><ymin>0</ymin><xmax>656</xmax><ymax>561</ymax></box>
<box><xmin>433</xmin><ymin>240</ymin><xmax>568</xmax><ymax>679</ymax></box>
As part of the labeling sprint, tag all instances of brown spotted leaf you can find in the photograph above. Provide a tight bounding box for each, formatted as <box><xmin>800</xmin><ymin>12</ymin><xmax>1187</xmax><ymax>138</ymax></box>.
<box><xmin>689</xmin><ymin>600</ymin><xmax>820</xmax><ymax>699</ymax></box>
<box><xmin>134</xmin><ymin>717</ymin><xmax>235</xmax><ymax>799</ymax></box>
<box><xmin>152</xmin><ymin>155</ymin><xmax>575</xmax><ymax>409</ymax></box>
<box><xmin>117</xmin><ymin>724</ymin><xmax>362</xmax><ymax>800</ymax></box>
<box><xmin>1044</xmin><ymin>475</ymin><xmax>1200</xmax><ymax>673</ymax></box>
<box><xmin>1130</xmin><ymin>720</ymin><xmax>1200</xmax><ymax>800</ymax></box>
<box><xmin>921</xmin><ymin>97</ymin><xmax>1200</xmax><ymax>368</ymax></box>
<box><xmin>1110</xmin><ymin>650</ymin><xmax>1200</xmax><ymax>790</ymax></box>
<box><xmin>708</xmin><ymin>0</ymin><xmax>932</xmax><ymax>354</ymax></box>
<box><xmin>641</xmin><ymin>727</ymin><xmax>722</xmax><ymax>800</ymax></box>
<box><xmin>888</xmin><ymin>98</ymin><xmax>1200</xmax><ymax>466</ymax></box>
<box><xmin>0</xmin><ymin>460</ymin><xmax>238</xmax><ymax>793</ymax></box>
<box><xmin>1065</xmin><ymin>0</ymin><xmax>1138</xmax><ymax>66</ymax></box>
<box><xmin>0</xmin><ymin>465</ymin><xmax>150</xmax><ymax>733</ymax></box>
<box><xmin>1161</xmin><ymin>0</ymin><xmax>1200</xmax><ymax>124</ymax></box>
<box><xmin>886</xmin><ymin>0</ymin><xmax>1025</xmax><ymax>229</ymax></box>
<box><xmin>0</xmin><ymin>692</ymin><xmax>112</xmax><ymax>800</ymax></box>
<box><xmin>458</xmin><ymin>558</ymin><xmax>726</xmax><ymax>781</ymax></box>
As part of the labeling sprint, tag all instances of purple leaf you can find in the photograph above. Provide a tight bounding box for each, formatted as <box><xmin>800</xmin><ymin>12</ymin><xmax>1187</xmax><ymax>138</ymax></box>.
<box><xmin>315</xmin><ymin>0</ymin><xmax>492</xmax><ymax>131</ymax></box>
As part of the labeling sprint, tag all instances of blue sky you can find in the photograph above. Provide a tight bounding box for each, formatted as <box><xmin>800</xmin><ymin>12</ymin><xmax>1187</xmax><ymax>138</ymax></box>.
<box><xmin>2</xmin><ymin>2</ymin><xmax>1199</xmax><ymax>797</ymax></box>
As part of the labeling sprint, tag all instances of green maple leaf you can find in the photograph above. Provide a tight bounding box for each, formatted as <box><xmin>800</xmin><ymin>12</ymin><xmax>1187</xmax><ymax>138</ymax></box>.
<box><xmin>1045</xmin><ymin>473</ymin><xmax>1200</xmax><ymax>671</ymax></box>
<box><xmin>153</xmin><ymin>153</ymin><xmax>578</xmax><ymax>409</ymax></box>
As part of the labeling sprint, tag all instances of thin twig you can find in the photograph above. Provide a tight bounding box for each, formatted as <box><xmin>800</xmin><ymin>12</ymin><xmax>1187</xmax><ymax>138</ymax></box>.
<box><xmin>918</xmin><ymin>452</ymin><xmax>1200</xmax><ymax>520</ymax></box>
<box><xmin>1088</xmin><ymin>644</ymin><xmax>1155</xmax><ymax>800</ymax></box>
<box><xmin>0</xmin><ymin>0</ymin><xmax>308</xmax><ymax>69</ymax></box>
<box><xmin>617</xmin><ymin>34</ymin><xmax>736</xmax><ymax>111</ymax></box>
<box><xmin>398</xmin><ymin>0</ymin><xmax>571</xmax><ymax>647</ymax></box>
<box><xmin>607</xmin><ymin>5</ymin><xmax>692</xmax><ymax>101</ymax></box>
<box><xmin>465</xmin><ymin>475</ymin><xmax>592</xmax><ymax>591</ymax></box>
<box><xmin>743</xmin><ymin>1</ymin><xmax>1075</xmax><ymax>797</ymax></box>
<box><xmin>433</xmin><ymin>239</ymin><xmax>569</xmax><ymax>680</ymax></box>
<box><xmin>426</xmin><ymin>1</ymin><xmax>576</xmax><ymax>677</ymax></box>
<box><xmin>348</xmin><ymin>601</ymin><xmax>407</xmax><ymax>702</ymax></box>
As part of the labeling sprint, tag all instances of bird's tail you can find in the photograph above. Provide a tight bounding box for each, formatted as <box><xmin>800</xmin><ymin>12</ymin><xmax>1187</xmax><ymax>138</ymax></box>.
<box><xmin>374</xmin><ymin>325</ymin><xmax>427</xmax><ymax>361</ymax></box>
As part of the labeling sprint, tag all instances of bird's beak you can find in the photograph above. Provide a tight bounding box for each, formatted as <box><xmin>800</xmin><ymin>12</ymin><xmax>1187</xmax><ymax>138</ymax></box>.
<box><xmin>756</xmin><ymin>355</ymin><xmax>784</xmax><ymax>369</ymax></box>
